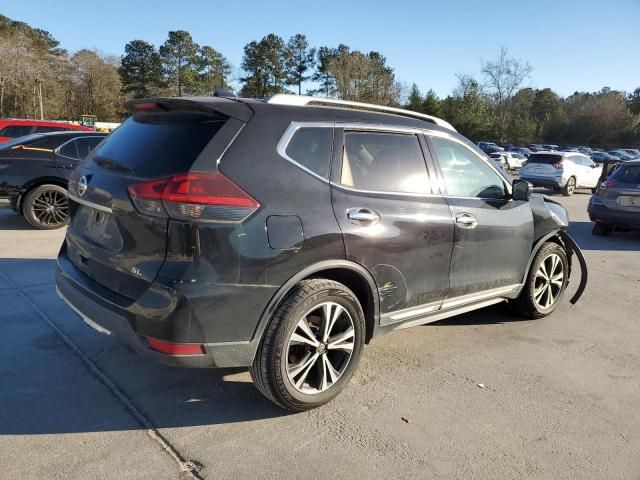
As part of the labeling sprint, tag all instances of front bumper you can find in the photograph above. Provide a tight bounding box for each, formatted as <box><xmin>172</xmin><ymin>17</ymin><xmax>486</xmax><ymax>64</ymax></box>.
<box><xmin>588</xmin><ymin>203</ymin><xmax>640</xmax><ymax>230</ymax></box>
<box><xmin>55</xmin><ymin>247</ymin><xmax>258</xmax><ymax>368</ymax></box>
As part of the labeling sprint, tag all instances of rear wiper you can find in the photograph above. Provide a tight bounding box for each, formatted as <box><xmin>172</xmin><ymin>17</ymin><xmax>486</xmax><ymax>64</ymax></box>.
<box><xmin>93</xmin><ymin>157</ymin><xmax>133</xmax><ymax>172</ymax></box>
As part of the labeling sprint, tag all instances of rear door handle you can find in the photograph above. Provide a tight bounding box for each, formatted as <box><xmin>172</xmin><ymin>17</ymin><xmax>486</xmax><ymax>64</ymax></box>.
<box><xmin>347</xmin><ymin>208</ymin><xmax>380</xmax><ymax>226</ymax></box>
<box><xmin>455</xmin><ymin>212</ymin><xmax>478</xmax><ymax>229</ymax></box>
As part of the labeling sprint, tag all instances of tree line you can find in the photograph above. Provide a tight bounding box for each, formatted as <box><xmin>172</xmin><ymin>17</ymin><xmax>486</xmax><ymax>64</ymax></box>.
<box><xmin>0</xmin><ymin>14</ymin><xmax>638</xmax><ymax>147</ymax></box>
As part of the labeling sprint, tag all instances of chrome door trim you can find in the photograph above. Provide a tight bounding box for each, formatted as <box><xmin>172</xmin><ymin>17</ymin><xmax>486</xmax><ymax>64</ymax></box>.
<box><xmin>67</xmin><ymin>193</ymin><xmax>113</xmax><ymax>214</ymax></box>
<box><xmin>381</xmin><ymin>283</ymin><xmax>521</xmax><ymax>326</ymax></box>
<box><xmin>394</xmin><ymin>297</ymin><xmax>506</xmax><ymax>330</ymax></box>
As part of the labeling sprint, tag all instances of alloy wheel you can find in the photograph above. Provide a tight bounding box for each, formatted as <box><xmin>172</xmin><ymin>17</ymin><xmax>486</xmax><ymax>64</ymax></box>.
<box><xmin>30</xmin><ymin>189</ymin><xmax>68</xmax><ymax>227</ymax></box>
<box><xmin>533</xmin><ymin>253</ymin><xmax>564</xmax><ymax>310</ymax></box>
<box><xmin>286</xmin><ymin>301</ymin><xmax>355</xmax><ymax>394</ymax></box>
<box><xmin>567</xmin><ymin>178</ymin><xmax>575</xmax><ymax>194</ymax></box>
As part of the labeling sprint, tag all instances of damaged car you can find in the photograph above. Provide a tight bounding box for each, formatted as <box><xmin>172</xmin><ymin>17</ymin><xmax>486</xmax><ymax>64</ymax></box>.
<box><xmin>55</xmin><ymin>94</ymin><xmax>587</xmax><ymax>411</ymax></box>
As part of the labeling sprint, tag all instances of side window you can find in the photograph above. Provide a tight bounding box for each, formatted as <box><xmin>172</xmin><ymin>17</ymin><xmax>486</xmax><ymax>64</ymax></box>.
<box><xmin>58</xmin><ymin>140</ymin><xmax>79</xmax><ymax>160</ymax></box>
<box><xmin>284</xmin><ymin>127</ymin><xmax>333</xmax><ymax>179</ymax></box>
<box><xmin>430</xmin><ymin>136</ymin><xmax>506</xmax><ymax>199</ymax></box>
<box><xmin>33</xmin><ymin>126</ymin><xmax>65</xmax><ymax>133</ymax></box>
<box><xmin>341</xmin><ymin>132</ymin><xmax>431</xmax><ymax>194</ymax></box>
<box><xmin>75</xmin><ymin>137</ymin><xmax>103</xmax><ymax>159</ymax></box>
<box><xmin>0</xmin><ymin>125</ymin><xmax>33</xmax><ymax>138</ymax></box>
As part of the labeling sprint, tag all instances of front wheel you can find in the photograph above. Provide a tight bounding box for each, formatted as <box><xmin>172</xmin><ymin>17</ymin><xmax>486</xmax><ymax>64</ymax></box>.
<box><xmin>250</xmin><ymin>279</ymin><xmax>365</xmax><ymax>411</ymax></box>
<box><xmin>513</xmin><ymin>242</ymin><xmax>569</xmax><ymax>319</ymax></box>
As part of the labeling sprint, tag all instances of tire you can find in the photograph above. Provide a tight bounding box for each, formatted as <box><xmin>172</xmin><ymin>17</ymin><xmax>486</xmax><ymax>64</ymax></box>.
<box><xmin>505</xmin><ymin>162</ymin><xmax>511</xmax><ymax>171</ymax></box>
<box><xmin>592</xmin><ymin>222</ymin><xmax>612</xmax><ymax>236</ymax></box>
<box><xmin>22</xmin><ymin>184</ymin><xmax>69</xmax><ymax>230</ymax></box>
<box><xmin>513</xmin><ymin>242</ymin><xmax>569</xmax><ymax>319</ymax></box>
<box><xmin>561</xmin><ymin>177</ymin><xmax>576</xmax><ymax>196</ymax></box>
<box><xmin>250</xmin><ymin>279</ymin><xmax>365</xmax><ymax>411</ymax></box>
<box><xmin>591</xmin><ymin>187</ymin><xmax>598</xmax><ymax>194</ymax></box>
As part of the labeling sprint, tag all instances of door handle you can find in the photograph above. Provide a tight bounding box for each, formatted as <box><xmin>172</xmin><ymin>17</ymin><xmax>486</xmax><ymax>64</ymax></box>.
<box><xmin>347</xmin><ymin>208</ymin><xmax>380</xmax><ymax>226</ymax></box>
<box><xmin>455</xmin><ymin>212</ymin><xmax>478</xmax><ymax>229</ymax></box>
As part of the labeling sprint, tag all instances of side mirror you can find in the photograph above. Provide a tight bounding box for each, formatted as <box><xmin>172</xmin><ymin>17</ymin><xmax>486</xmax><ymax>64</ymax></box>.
<box><xmin>512</xmin><ymin>179</ymin><xmax>533</xmax><ymax>201</ymax></box>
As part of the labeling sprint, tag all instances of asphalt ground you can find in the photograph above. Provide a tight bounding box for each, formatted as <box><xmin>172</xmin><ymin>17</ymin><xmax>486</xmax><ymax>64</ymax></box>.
<box><xmin>1</xmin><ymin>191</ymin><xmax>639</xmax><ymax>479</ymax></box>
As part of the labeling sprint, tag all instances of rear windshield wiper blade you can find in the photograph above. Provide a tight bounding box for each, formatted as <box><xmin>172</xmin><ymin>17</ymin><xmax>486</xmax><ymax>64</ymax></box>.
<box><xmin>93</xmin><ymin>157</ymin><xmax>134</xmax><ymax>172</ymax></box>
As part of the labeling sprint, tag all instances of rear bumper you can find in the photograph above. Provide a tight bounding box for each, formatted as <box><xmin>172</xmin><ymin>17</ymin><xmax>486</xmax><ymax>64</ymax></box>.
<box><xmin>588</xmin><ymin>203</ymin><xmax>640</xmax><ymax>230</ymax></box>
<box><xmin>55</xmin><ymin>246</ymin><xmax>259</xmax><ymax>368</ymax></box>
<box><xmin>520</xmin><ymin>176</ymin><xmax>563</xmax><ymax>189</ymax></box>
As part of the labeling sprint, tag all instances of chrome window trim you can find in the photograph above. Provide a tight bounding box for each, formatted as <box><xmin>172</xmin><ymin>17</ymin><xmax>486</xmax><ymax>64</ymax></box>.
<box><xmin>54</xmin><ymin>135</ymin><xmax>105</xmax><ymax>161</ymax></box>
<box><xmin>276</xmin><ymin>121</ymin><xmax>334</xmax><ymax>183</ymax></box>
<box><xmin>67</xmin><ymin>193</ymin><xmax>113</xmax><ymax>214</ymax></box>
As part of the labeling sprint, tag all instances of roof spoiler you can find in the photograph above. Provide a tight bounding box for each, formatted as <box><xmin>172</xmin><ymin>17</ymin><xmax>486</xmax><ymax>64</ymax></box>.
<box><xmin>123</xmin><ymin>97</ymin><xmax>253</xmax><ymax>123</ymax></box>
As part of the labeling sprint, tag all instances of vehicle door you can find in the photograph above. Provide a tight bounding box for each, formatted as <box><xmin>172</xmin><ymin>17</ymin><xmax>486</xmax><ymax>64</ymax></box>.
<box><xmin>578</xmin><ymin>155</ymin><xmax>601</xmax><ymax>188</ymax></box>
<box><xmin>330</xmin><ymin>126</ymin><xmax>454</xmax><ymax>323</ymax></box>
<box><xmin>426</xmin><ymin>133</ymin><xmax>534</xmax><ymax>303</ymax></box>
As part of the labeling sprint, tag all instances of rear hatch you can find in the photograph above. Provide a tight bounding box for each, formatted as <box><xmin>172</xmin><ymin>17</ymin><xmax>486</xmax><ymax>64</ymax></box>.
<box><xmin>523</xmin><ymin>153</ymin><xmax>563</xmax><ymax>176</ymax></box>
<box><xmin>598</xmin><ymin>163</ymin><xmax>640</xmax><ymax>211</ymax></box>
<box><xmin>64</xmin><ymin>99</ymin><xmax>253</xmax><ymax>300</ymax></box>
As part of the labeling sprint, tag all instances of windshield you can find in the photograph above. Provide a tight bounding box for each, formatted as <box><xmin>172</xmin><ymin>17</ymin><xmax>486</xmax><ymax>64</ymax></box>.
<box><xmin>611</xmin><ymin>165</ymin><xmax>640</xmax><ymax>184</ymax></box>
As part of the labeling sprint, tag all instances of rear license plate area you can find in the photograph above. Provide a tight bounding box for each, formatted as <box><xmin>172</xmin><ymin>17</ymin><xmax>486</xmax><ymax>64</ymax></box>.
<box><xmin>617</xmin><ymin>195</ymin><xmax>640</xmax><ymax>207</ymax></box>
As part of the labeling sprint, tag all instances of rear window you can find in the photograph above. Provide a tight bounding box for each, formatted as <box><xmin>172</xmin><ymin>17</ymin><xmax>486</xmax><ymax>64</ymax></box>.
<box><xmin>611</xmin><ymin>165</ymin><xmax>640</xmax><ymax>184</ymax></box>
<box><xmin>527</xmin><ymin>154</ymin><xmax>562</xmax><ymax>165</ymax></box>
<box><xmin>88</xmin><ymin>112</ymin><xmax>226</xmax><ymax>177</ymax></box>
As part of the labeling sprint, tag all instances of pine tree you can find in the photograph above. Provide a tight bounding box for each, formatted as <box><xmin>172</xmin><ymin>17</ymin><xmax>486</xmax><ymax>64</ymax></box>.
<box><xmin>159</xmin><ymin>31</ymin><xmax>200</xmax><ymax>96</ymax></box>
<box><xmin>119</xmin><ymin>40</ymin><xmax>163</xmax><ymax>98</ymax></box>
<box><xmin>285</xmin><ymin>34</ymin><xmax>316</xmax><ymax>95</ymax></box>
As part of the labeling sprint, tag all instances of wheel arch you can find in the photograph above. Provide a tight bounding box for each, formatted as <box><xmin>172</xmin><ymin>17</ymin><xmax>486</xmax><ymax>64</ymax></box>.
<box><xmin>514</xmin><ymin>229</ymin><xmax>568</xmax><ymax>297</ymax></box>
<box><xmin>251</xmin><ymin>260</ymin><xmax>380</xmax><ymax>352</ymax></box>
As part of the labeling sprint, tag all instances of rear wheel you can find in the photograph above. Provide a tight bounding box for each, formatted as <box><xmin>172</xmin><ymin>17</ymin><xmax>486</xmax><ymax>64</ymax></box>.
<box><xmin>562</xmin><ymin>177</ymin><xmax>576</xmax><ymax>196</ymax></box>
<box><xmin>592</xmin><ymin>222</ymin><xmax>612</xmax><ymax>236</ymax></box>
<box><xmin>513</xmin><ymin>242</ymin><xmax>568</xmax><ymax>319</ymax></box>
<box><xmin>23</xmin><ymin>184</ymin><xmax>69</xmax><ymax>230</ymax></box>
<box><xmin>250</xmin><ymin>279</ymin><xmax>365</xmax><ymax>411</ymax></box>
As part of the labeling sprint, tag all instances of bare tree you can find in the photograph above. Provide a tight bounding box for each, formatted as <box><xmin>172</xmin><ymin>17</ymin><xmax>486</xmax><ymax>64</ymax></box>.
<box><xmin>481</xmin><ymin>47</ymin><xmax>533</xmax><ymax>140</ymax></box>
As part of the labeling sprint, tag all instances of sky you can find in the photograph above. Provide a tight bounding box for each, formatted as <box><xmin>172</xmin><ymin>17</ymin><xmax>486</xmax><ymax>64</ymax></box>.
<box><xmin>4</xmin><ymin>0</ymin><xmax>640</xmax><ymax>98</ymax></box>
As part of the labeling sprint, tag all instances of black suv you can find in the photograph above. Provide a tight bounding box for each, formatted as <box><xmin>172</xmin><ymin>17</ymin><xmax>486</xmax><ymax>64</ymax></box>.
<box><xmin>0</xmin><ymin>131</ymin><xmax>106</xmax><ymax>229</ymax></box>
<box><xmin>55</xmin><ymin>95</ymin><xmax>587</xmax><ymax>411</ymax></box>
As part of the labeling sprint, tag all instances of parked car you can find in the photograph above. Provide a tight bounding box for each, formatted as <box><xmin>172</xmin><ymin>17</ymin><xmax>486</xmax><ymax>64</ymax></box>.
<box><xmin>591</xmin><ymin>151</ymin><xmax>619</xmax><ymax>163</ymax></box>
<box><xmin>541</xmin><ymin>144</ymin><xmax>559</xmax><ymax>151</ymax></box>
<box><xmin>0</xmin><ymin>118</ymin><xmax>94</xmax><ymax>144</ymax></box>
<box><xmin>608</xmin><ymin>150</ymin><xmax>635</xmax><ymax>161</ymax></box>
<box><xmin>519</xmin><ymin>151</ymin><xmax>601</xmax><ymax>195</ymax></box>
<box><xmin>618</xmin><ymin>149</ymin><xmax>640</xmax><ymax>159</ymax></box>
<box><xmin>490</xmin><ymin>151</ymin><xmax>526</xmax><ymax>170</ymax></box>
<box><xmin>476</xmin><ymin>141</ymin><xmax>504</xmax><ymax>154</ymax></box>
<box><xmin>0</xmin><ymin>131</ymin><xmax>106</xmax><ymax>229</ymax></box>
<box><xmin>527</xmin><ymin>144</ymin><xmax>545</xmax><ymax>152</ymax></box>
<box><xmin>508</xmin><ymin>146</ymin><xmax>533</xmax><ymax>157</ymax></box>
<box><xmin>588</xmin><ymin>159</ymin><xmax>640</xmax><ymax>235</ymax></box>
<box><xmin>54</xmin><ymin>94</ymin><xmax>587</xmax><ymax>411</ymax></box>
<box><xmin>488</xmin><ymin>152</ymin><xmax>508</xmax><ymax>170</ymax></box>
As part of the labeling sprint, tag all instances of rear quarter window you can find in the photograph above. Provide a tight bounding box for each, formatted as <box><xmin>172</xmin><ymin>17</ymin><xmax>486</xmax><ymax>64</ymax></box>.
<box><xmin>89</xmin><ymin>112</ymin><xmax>227</xmax><ymax>177</ymax></box>
<box><xmin>283</xmin><ymin>127</ymin><xmax>333</xmax><ymax>179</ymax></box>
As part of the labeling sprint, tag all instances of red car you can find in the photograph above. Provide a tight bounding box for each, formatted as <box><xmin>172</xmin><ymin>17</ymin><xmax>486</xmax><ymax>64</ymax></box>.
<box><xmin>0</xmin><ymin>119</ymin><xmax>94</xmax><ymax>143</ymax></box>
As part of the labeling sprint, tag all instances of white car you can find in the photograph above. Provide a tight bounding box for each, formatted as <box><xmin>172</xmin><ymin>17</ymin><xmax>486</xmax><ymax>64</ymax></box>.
<box><xmin>491</xmin><ymin>151</ymin><xmax>527</xmax><ymax>170</ymax></box>
<box><xmin>519</xmin><ymin>151</ymin><xmax>602</xmax><ymax>196</ymax></box>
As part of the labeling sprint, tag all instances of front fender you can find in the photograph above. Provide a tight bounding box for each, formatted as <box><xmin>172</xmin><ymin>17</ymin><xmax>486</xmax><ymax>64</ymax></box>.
<box><xmin>559</xmin><ymin>231</ymin><xmax>588</xmax><ymax>305</ymax></box>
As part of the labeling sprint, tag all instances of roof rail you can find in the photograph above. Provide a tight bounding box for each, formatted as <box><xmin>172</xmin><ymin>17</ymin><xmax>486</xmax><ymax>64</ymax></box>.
<box><xmin>266</xmin><ymin>94</ymin><xmax>456</xmax><ymax>132</ymax></box>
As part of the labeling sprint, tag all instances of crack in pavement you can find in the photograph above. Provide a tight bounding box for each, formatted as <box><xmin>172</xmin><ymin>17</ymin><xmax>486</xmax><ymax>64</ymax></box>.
<box><xmin>0</xmin><ymin>271</ymin><xmax>205</xmax><ymax>480</ymax></box>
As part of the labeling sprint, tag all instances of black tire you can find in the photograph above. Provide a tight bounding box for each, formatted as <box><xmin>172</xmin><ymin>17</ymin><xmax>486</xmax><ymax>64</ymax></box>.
<box><xmin>591</xmin><ymin>187</ymin><xmax>598</xmax><ymax>194</ymax></box>
<box><xmin>561</xmin><ymin>177</ymin><xmax>576</xmax><ymax>196</ymax></box>
<box><xmin>22</xmin><ymin>184</ymin><xmax>69</xmax><ymax>230</ymax></box>
<box><xmin>592</xmin><ymin>222</ymin><xmax>612</xmax><ymax>236</ymax></box>
<box><xmin>513</xmin><ymin>242</ymin><xmax>569</xmax><ymax>319</ymax></box>
<box><xmin>250</xmin><ymin>279</ymin><xmax>365</xmax><ymax>411</ymax></box>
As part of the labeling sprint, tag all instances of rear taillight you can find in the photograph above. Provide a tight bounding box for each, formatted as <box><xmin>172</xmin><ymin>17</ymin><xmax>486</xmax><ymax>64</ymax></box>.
<box><xmin>128</xmin><ymin>172</ymin><xmax>259</xmax><ymax>222</ymax></box>
<box><xmin>600</xmin><ymin>179</ymin><xmax>617</xmax><ymax>190</ymax></box>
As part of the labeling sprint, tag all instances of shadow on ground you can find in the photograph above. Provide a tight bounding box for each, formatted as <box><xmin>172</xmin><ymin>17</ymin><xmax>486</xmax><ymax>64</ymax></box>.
<box><xmin>0</xmin><ymin>258</ymin><xmax>288</xmax><ymax>437</ymax></box>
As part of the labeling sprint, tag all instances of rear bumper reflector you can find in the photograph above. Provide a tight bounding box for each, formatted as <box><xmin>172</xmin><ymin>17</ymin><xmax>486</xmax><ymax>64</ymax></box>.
<box><xmin>145</xmin><ymin>337</ymin><xmax>206</xmax><ymax>356</ymax></box>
